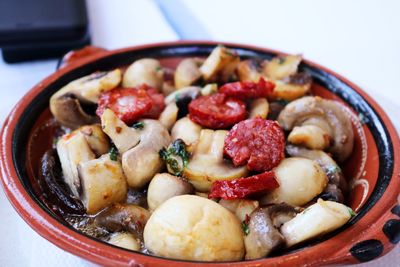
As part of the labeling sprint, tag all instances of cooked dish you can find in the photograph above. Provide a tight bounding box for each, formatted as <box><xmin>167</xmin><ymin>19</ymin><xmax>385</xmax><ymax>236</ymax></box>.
<box><xmin>39</xmin><ymin>45</ymin><xmax>356</xmax><ymax>262</ymax></box>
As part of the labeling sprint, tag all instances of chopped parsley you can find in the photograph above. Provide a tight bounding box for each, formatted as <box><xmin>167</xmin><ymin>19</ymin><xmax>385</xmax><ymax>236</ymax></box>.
<box><xmin>159</xmin><ymin>139</ymin><xmax>190</xmax><ymax>176</ymax></box>
<box><xmin>275</xmin><ymin>99</ymin><xmax>289</xmax><ymax>106</ymax></box>
<box><xmin>132</xmin><ymin>121</ymin><xmax>144</xmax><ymax>129</ymax></box>
<box><xmin>347</xmin><ymin>207</ymin><xmax>356</xmax><ymax>217</ymax></box>
<box><xmin>109</xmin><ymin>146</ymin><xmax>118</xmax><ymax>161</ymax></box>
<box><xmin>241</xmin><ymin>221</ymin><xmax>250</xmax><ymax>235</ymax></box>
<box><xmin>155</xmin><ymin>66</ymin><xmax>162</xmax><ymax>72</ymax></box>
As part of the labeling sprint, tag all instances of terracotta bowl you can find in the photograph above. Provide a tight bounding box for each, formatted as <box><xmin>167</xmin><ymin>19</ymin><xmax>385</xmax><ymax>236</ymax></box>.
<box><xmin>1</xmin><ymin>41</ymin><xmax>399</xmax><ymax>266</ymax></box>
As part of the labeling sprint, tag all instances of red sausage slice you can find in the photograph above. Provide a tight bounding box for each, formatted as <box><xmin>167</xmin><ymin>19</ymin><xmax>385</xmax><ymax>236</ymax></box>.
<box><xmin>96</xmin><ymin>87</ymin><xmax>153</xmax><ymax>125</ymax></box>
<box><xmin>224</xmin><ymin>118</ymin><xmax>285</xmax><ymax>172</ymax></box>
<box><xmin>219</xmin><ymin>78</ymin><xmax>275</xmax><ymax>99</ymax></box>
<box><xmin>188</xmin><ymin>93</ymin><xmax>247</xmax><ymax>129</ymax></box>
<box><xmin>142</xmin><ymin>86</ymin><xmax>165</xmax><ymax>119</ymax></box>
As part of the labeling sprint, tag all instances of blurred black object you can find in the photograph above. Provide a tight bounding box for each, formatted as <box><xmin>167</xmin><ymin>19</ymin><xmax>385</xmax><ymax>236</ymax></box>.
<box><xmin>0</xmin><ymin>0</ymin><xmax>90</xmax><ymax>63</ymax></box>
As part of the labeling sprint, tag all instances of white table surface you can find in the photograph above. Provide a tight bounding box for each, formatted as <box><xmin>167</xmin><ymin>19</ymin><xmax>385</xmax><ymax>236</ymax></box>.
<box><xmin>0</xmin><ymin>0</ymin><xmax>399</xmax><ymax>266</ymax></box>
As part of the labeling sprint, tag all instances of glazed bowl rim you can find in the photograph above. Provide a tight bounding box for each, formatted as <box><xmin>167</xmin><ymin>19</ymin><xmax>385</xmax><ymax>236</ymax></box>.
<box><xmin>1</xmin><ymin>41</ymin><xmax>399</xmax><ymax>266</ymax></box>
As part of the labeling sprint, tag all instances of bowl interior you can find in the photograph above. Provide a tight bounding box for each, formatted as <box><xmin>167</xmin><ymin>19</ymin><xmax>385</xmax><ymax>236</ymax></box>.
<box><xmin>10</xmin><ymin>44</ymin><xmax>395</xmax><ymax>260</ymax></box>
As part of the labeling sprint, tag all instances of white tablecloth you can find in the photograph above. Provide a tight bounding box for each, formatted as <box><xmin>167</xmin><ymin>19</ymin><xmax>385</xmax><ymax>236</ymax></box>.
<box><xmin>0</xmin><ymin>0</ymin><xmax>399</xmax><ymax>266</ymax></box>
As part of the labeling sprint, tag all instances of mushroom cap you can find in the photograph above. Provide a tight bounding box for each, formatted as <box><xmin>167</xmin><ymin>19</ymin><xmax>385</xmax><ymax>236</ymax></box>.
<box><xmin>144</xmin><ymin>195</ymin><xmax>244</xmax><ymax>261</ymax></box>
<box><xmin>278</xmin><ymin>96</ymin><xmax>354</xmax><ymax>162</ymax></box>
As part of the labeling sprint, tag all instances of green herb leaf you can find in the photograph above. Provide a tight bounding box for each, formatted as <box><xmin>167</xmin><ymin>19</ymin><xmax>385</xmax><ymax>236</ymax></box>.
<box><xmin>275</xmin><ymin>99</ymin><xmax>289</xmax><ymax>106</ymax></box>
<box><xmin>241</xmin><ymin>221</ymin><xmax>250</xmax><ymax>235</ymax></box>
<box><xmin>159</xmin><ymin>139</ymin><xmax>190</xmax><ymax>176</ymax></box>
<box><xmin>109</xmin><ymin>146</ymin><xmax>118</xmax><ymax>161</ymax></box>
<box><xmin>132</xmin><ymin>121</ymin><xmax>144</xmax><ymax>129</ymax></box>
<box><xmin>347</xmin><ymin>207</ymin><xmax>356</xmax><ymax>217</ymax></box>
<box><xmin>155</xmin><ymin>66</ymin><xmax>162</xmax><ymax>71</ymax></box>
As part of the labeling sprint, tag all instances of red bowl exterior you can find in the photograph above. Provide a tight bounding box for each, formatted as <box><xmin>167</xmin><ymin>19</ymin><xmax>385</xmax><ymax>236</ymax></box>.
<box><xmin>1</xmin><ymin>41</ymin><xmax>400</xmax><ymax>266</ymax></box>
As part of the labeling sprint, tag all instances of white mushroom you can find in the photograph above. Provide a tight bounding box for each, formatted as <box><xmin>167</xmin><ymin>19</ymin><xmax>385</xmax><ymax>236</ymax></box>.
<box><xmin>171</xmin><ymin>117</ymin><xmax>202</xmax><ymax>151</ymax></box>
<box><xmin>100</xmin><ymin>109</ymin><xmax>141</xmax><ymax>153</ymax></box>
<box><xmin>78</xmin><ymin>154</ymin><xmax>128</xmax><ymax>214</ymax></box>
<box><xmin>219</xmin><ymin>199</ymin><xmax>259</xmax><ymax>222</ymax></box>
<box><xmin>261</xmin><ymin>157</ymin><xmax>328</xmax><ymax>206</ymax></box>
<box><xmin>122</xmin><ymin>58</ymin><xmax>164</xmax><ymax>91</ymax></box>
<box><xmin>278</xmin><ymin>96</ymin><xmax>354</xmax><ymax>162</ymax></box>
<box><xmin>147</xmin><ymin>173</ymin><xmax>194</xmax><ymax>211</ymax></box>
<box><xmin>174</xmin><ymin>58</ymin><xmax>203</xmax><ymax>89</ymax></box>
<box><xmin>122</xmin><ymin>120</ymin><xmax>171</xmax><ymax>188</ymax></box>
<box><xmin>50</xmin><ymin>69</ymin><xmax>121</xmax><ymax>128</ymax></box>
<box><xmin>249</xmin><ymin>98</ymin><xmax>269</xmax><ymax>119</ymax></box>
<box><xmin>288</xmin><ymin>125</ymin><xmax>331</xmax><ymax>150</ymax></box>
<box><xmin>183</xmin><ymin>129</ymin><xmax>248</xmax><ymax>192</ymax></box>
<box><xmin>56</xmin><ymin>131</ymin><xmax>95</xmax><ymax>197</ymax></box>
<box><xmin>158</xmin><ymin>102</ymin><xmax>179</xmax><ymax>130</ymax></box>
<box><xmin>144</xmin><ymin>195</ymin><xmax>245</xmax><ymax>261</ymax></box>
<box><xmin>199</xmin><ymin>46</ymin><xmax>240</xmax><ymax>82</ymax></box>
<box><xmin>281</xmin><ymin>199</ymin><xmax>352</xmax><ymax>247</ymax></box>
<box><xmin>79</xmin><ymin>124</ymin><xmax>110</xmax><ymax>156</ymax></box>
<box><xmin>263</xmin><ymin>54</ymin><xmax>302</xmax><ymax>80</ymax></box>
<box><xmin>108</xmin><ymin>232</ymin><xmax>141</xmax><ymax>251</ymax></box>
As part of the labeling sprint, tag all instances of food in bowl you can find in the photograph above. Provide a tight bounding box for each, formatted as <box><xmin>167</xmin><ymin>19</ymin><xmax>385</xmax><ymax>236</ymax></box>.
<box><xmin>38</xmin><ymin>45</ymin><xmax>358</xmax><ymax>262</ymax></box>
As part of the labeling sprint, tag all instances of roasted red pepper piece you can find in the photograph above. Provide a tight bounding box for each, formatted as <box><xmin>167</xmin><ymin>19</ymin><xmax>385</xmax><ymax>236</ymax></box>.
<box><xmin>208</xmin><ymin>171</ymin><xmax>279</xmax><ymax>200</ymax></box>
<box><xmin>219</xmin><ymin>78</ymin><xmax>275</xmax><ymax>99</ymax></box>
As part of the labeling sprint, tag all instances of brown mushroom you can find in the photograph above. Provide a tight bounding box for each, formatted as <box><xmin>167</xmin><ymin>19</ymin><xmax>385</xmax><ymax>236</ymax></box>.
<box><xmin>95</xmin><ymin>203</ymin><xmax>150</xmax><ymax>239</ymax></box>
<box><xmin>286</xmin><ymin>144</ymin><xmax>347</xmax><ymax>203</ymax></box>
<box><xmin>122</xmin><ymin>58</ymin><xmax>164</xmax><ymax>91</ymax></box>
<box><xmin>278</xmin><ymin>96</ymin><xmax>354</xmax><ymax>162</ymax></box>
<box><xmin>244</xmin><ymin>208</ymin><xmax>285</xmax><ymax>260</ymax></box>
<box><xmin>50</xmin><ymin>69</ymin><xmax>122</xmax><ymax>129</ymax></box>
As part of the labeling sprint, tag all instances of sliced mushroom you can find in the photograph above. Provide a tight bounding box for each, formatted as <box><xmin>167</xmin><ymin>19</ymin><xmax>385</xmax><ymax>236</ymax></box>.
<box><xmin>171</xmin><ymin>117</ymin><xmax>202</xmax><ymax>152</ymax></box>
<box><xmin>147</xmin><ymin>173</ymin><xmax>194</xmax><ymax>211</ymax></box>
<box><xmin>244</xmin><ymin>208</ymin><xmax>285</xmax><ymax>260</ymax></box>
<box><xmin>95</xmin><ymin>203</ymin><xmax>150</xmax><ymax>239</ymax></box>
<box><xmin>278</xmin><ymin>96</ymin><xmax>354</xmax><ymax>162</ymax></box>
<box><xmin>79</xmin><ymin>124</ymin><xmax>110</xmax><ymax>156</ymax></box>
<box><xmin>288</xmin><ymin>125</ymin><xmax>331</xmax><ymax>150</ymax></box>
<box><xmin>122</xmin><ymin>58</ymin><xmax>164</xmax><ymax>91</ymax></box>
<box><xmin>199</xmin><ymin>46</ymin><xmax>240</xmax><ymax>82</ymax></box>
<box><xmin>158</xmin><ymin>102</ymin><xmax>179</xmax><ymax>130</ymax></box>
<box><xmin>57</xmin><ymin>131</ymin><xmax>95</xmax><ymax>197</ymax></box>
<box><xmin>38</xmin><ymin>149</ymin><xmax>85</xmax><ymax>214</ymax></box>
<box><xmin>281</xmin><ymin>199</ymin><xmax>352</xmax><ymax>247</ymax></box>
<box><xmin>219</xmin><ymin>199</ymin><xmax>259</xmax><ymax>222</ymax></box>
<box><xmin>50</xmin><ymin>69</ymin><xmax>121</xmax><ymax>129</ymax></box>
<box><xmin>269</xmin><ymin>73</ymin><xmax>312</xmax><ymax>101</ymax></box>
<box><xmin>78</xmin><ymin>154</ymin><xmax>128</xmax><ymax>214</ymax></box>
<box><xmin>263</xmin><ymin>54</ymin><xmax>302</xmax><ymax>80</ymax></box>
<box><xmin>108</xmin><ymin>232</ymin><xmax>141</xmax><ymax>251</ymax></box>
<box><xmin>200</xmin><ymin>83</ymin><xmax>218</xmax><ymax>96</ymax></box>
<box><xmin>183</xmin><ymin>129</ymin><xmax>248</xmax><ymax>192</ymax></box>
<box><xmin>286</xmin><ymin>144</ymin><xmax>347</xmax><ymax>203</ymax></box>
<box><xmin>165</xmin><ymin>86</ymin><xmax>201</xmax><ymax>118</ymax></box>
<box><xmin>266</xmin><ymin>203</ymin><xmax>299</xmax><ymax>228</ymax></box>
<box><xmin>236</xmin><ymin>59</ymin><xmax>265</xmax><ymax>82</ymax></box>
<box><xmin>249</xmin><ymin>98</ymin><xmax>269</xmax><ymax>119</ymax></box>
<box><xmin>174</xmin><ymin>58</ymin><xmax>203</xmax><ymax>89</ymax></box>
<box><xmin>100</xmin><ymin>109</ymin><xmax>141</xmax><ymax>153</ymax></box>
<box><xmin>122</xmin><ymin>120</ymin><xmax>171</xmax><ymax>188</ymax></box>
